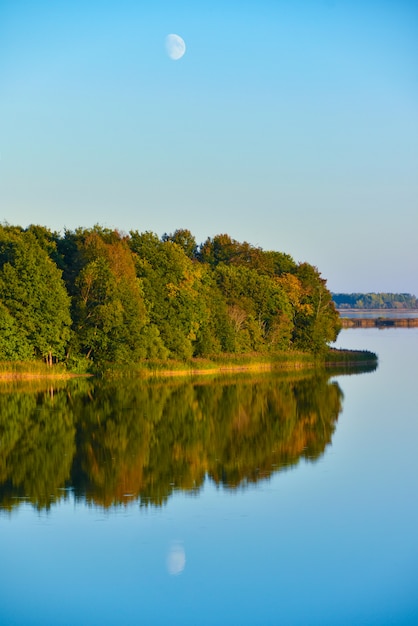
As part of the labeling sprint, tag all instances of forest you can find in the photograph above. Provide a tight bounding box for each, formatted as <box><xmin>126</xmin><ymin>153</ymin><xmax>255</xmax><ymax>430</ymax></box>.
<box><xmin>333</xmin><ymin>292</ymin><xmax>418</xmax><ymax>309</ymax></box>
<box><xmin>0</xmin><ymin>224</ymin><xmax>341</xmax><ymax>369</ymax></box>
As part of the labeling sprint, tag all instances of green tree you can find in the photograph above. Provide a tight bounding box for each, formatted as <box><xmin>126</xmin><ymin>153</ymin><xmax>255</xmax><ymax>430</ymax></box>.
<box><xmin>292</xmin><ymin>263</ymin><xmax>341</xmax><ymax>353</ymax></box>
<box><xmin>215</xmin><ymin>264</ymin><xmax>293</xmax><ymax>351</ymax></box>
<box><xmin>0</xmin><ymin>226</ymin><xmax>71</xmax><ymax>363</ymax></box>
<box><xmin>198</xmin><ymin>233</ymin><xmax>259</xmax><ymax>267</ymax></box>
<box><xmin>25</xmin><ymin>224</ymin><xmax>63</xmax><ymax>269</ymax></box>
<box><xmin>130</xmin><ymin>231</ymin><xmax>212</xmax><ymax>358</ymax></box>
<box><xmin>71</xmin><ymin>229</ymin><xmax>147</xmax><ymax>363</ymax></box>
<box><xmin>162</xmin><ymin>228</ymin><xmax>198</xmax><ymax>259</ymax></box>
<box><xmin>198</xmin><ymin>234</ymin><xmax>297</xmax><ymax>276</ymax></box>
<box><xmin>0</xmin><ymin>303</ymin><xmax>34</xmax><ymax>360</ymax></box>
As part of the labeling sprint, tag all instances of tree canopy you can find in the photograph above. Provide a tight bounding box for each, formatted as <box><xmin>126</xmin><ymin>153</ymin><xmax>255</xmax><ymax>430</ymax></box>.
<box><xmin>0</xmin><ymin>225</ymin><xmax>71</xmax><ymax>363</ymax></box>
<box><xmin>0</xmin><ymin>223</ymin><xmax>341</xmax><ymax>365</ymax></box>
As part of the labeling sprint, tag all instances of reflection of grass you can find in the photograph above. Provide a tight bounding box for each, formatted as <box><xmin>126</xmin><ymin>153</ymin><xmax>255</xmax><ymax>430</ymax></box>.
<box><xmin>141</xmin><ymin>369</ymin><xmax>322</xmax><ymax>389</ymax></box>
<box><xmin>0</xmin><ymin>376</ymin><xmax>93</xmax><ymax>394</ymax></box>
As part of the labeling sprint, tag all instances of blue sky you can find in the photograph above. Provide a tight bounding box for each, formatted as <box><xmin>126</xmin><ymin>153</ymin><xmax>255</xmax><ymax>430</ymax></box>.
<box><xmin>1</xmin><ymin>0</ymin><xmax>417</xmax><ymax>294</ymax></box>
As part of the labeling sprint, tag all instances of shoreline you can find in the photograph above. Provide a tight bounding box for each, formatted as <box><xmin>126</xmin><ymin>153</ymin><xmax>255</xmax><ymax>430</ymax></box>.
<box><xmin>141</xmin><ymin>360</ymin><xmax>316</xmax><ymax>379</ymax></box>
<box><xmin>0</xmin><ymin>349</ymin><xmax>377</xmax><ymax>382</ymax></box>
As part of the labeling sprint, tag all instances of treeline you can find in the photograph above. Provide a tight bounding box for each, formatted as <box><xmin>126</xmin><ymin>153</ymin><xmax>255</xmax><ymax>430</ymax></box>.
<box><xmin>0</xmin><ymin>224</ymin><xmax>341</xmax><ymax>368</ymax></box>
<box><xmin>332</xmin><ymin>292</ymin><xmax>418</xmax><ymax>310</ymax></box>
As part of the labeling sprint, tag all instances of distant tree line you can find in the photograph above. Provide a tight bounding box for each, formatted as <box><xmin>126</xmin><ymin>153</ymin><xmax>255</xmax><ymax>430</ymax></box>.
<box><xmin>0</xmin><ymin>224</ymin><xmax>341</xmax><ymax>366</ymax></box>
<box><xmin>332</xmin><ymin>292</ymin><xmax>418</xmax><ymax>310</ymax></box>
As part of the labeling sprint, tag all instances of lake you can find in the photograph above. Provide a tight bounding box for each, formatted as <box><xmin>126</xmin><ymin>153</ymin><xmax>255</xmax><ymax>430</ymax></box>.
<box><xmin>1</xmin><ymin>328</ymin><xmax>417</xmax><ymax>625</ymax></box>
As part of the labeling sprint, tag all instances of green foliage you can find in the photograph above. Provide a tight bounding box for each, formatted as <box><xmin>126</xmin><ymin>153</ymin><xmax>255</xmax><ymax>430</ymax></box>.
<box><xmin>70</xmin><ymin>229</ymin><xmax>147</xmax><ymax>364</ymax></box>
<box><xmin>215</xmin><ymin>264</ymin><xmax>293</xmax><ymax>352</ymax></box>
<box><xmin>0</xmin><ymin>223</ymin><xmax>341</xmax><ymax>366</ymax></box>
<box><xmin>292</xmin><ymin>263</ymin><xmax>341</xmax><ymax>354</ymax></box>
<box><xmin>198</xmin><ymin>233</ymin><xmax>297</xmax><ymax>276</ymax></box>
<box><xmin>0</xmin><ymin>303</ymin><xmax>34</xmax><ymax>360</ymax></box>
<box><xmin>130</xmin><ymin>231</ymin><xmax>212</xmax><ymax>358</ymax></box>
<box><xmin>162</xmin><ymin>228</ymin><xmax>198</xmax><ymax>259</ymax></box>
<box><xmin>0</xmin><ymin>226</ymin><xmax>72</xmax><ymax>363</ymax></box>
<box><xmin>25</xmin><ymin>224</ymin><xmax>63</xmax><ymax>269</ymax></box>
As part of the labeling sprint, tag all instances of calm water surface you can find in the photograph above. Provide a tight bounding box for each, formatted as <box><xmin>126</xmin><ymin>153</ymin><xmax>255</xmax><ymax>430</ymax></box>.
<box><xmin>1</xmin><ymin>329</ymin><xmax>417</xmax><ymax>625</ymax></box>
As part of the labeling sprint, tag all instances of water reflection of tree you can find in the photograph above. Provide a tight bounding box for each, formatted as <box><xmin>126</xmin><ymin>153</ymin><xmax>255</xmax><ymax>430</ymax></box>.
<box><xmin>208</xmin><ymin>377</ymin><xmax>342</xmax><ymax>487</ymax></box>
<box><xmin>0</xmin><ymin>374</ymin><xmax>343</xmax><ymax>511</ymax></box>
<box><xmin>0</xmin><ymin>384</ymin><xmax>77</xmax><ymax>510</ymax></box>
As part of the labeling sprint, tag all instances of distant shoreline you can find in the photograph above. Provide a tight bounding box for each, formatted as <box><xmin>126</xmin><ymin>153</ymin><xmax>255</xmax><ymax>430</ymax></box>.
<box><xmin>340</xmin><ymin>317</ymin><xmax>418</xmax><ymax>328</ymax></box>
<box><xmin>337</xmin><ymin>308</ymin><xmax>418</xmax><ymax>313</ymax></box>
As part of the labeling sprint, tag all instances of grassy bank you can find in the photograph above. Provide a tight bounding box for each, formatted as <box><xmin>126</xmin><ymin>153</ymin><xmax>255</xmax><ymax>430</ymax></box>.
<box><xmin>0</xmin><ymin>360</ymin><xmax>89</xmax><ymax>380</ymax></box>
<box><xmin>98</xmin><ymin>351</ymin><xmax>318</xmax><ymax>380</ymax></box>
<box><xmin>0</xmin><ymin>348</ymin><xmax>378</xmax><ymax>382</ymax></box>
<box><xmin>87</xmin><ymin>347</ymin><xmax>378</xmax><ymax>379</ymax></box>
<box><xmin>325</xmin><ymin>348</ymin><xmax>378</xmax><ymax>365</ymax></box>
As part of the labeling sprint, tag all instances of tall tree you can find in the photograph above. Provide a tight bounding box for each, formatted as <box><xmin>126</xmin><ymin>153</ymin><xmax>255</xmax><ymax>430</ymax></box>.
<box><xmin>130</xmin><ymin>231</ymin><xmax>210</xmax><ymax>358</ymax></box>
<box><xmin>0</xmin><ymin>303</ymin><xmax>33</xmax><ymax>360</ymax></box>
<box><xmin>215</xmin><ymin>264</ymin><xmax>293</xmax><ymax>351</ymax></box>
<box><xmin>0</xmin><ymin>226</ymin><xmax>71</xmax><ymax>363</ymax></box>
<box><xmin>292</xmin><ymin>263</ymin><xmax>341</xmax><ymax>353</ymax></box>
<box><xmin>71</xmin><ymin>229</ymin><xmax>147</xmax><ymax>364</ymax></box>
<box><xmin>162</xmin><ymin>229</ymin><xmax>198</xmax><ymax>259</ymax></box>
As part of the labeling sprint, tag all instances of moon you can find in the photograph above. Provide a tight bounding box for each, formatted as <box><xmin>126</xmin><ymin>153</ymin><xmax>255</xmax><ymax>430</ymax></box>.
<box><xmin>165</xmin><ymin>34</ymin><xmax>186</xmax><ymax>61</ymax></box>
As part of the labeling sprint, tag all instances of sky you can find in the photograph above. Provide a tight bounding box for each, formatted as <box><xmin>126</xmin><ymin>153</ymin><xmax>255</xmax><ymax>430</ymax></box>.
<box><xmin>1</xmin><ymin>0</ymin><xmax>417</xmax><ymax>294</ymax></box>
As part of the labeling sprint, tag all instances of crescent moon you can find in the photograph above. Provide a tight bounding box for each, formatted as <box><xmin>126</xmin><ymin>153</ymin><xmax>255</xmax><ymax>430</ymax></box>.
<box><xmin>165</xmin><ymin>34</ymin><xmax>186</xmax><ymax>61</ymax></box>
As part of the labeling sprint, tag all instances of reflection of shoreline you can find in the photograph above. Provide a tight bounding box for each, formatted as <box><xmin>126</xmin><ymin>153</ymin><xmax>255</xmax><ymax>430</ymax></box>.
<box><xmin>0</xmin><ymin>374</ymin><xmax>343</xmax><ymax>512</ymax></box>
<box><xmin>338</xmin><ymin>308</ymin><xmax>418</xmax><ymax>319</ymax></box>
<box><xmin>340</xmin><ymin>317</ymin><xmax>418</xmax><ymax>328</ymax></box>
<box><xmin>145</xmin><ymin>361</ymin><xmax>316</xmax><ymax>379</ymax></box>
